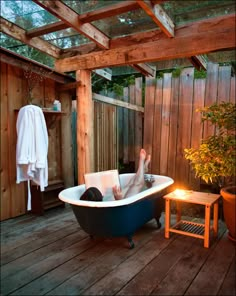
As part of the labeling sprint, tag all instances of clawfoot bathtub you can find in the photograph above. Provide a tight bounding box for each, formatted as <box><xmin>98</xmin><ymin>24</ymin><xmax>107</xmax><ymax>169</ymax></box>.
<box><xmin>59</xmin><ymin>174</ymin><xmax>174</xmax><ymax>248</ymax></box>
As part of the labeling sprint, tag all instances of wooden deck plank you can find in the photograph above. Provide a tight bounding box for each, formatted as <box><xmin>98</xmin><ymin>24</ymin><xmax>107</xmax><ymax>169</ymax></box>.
<box><xmin>117</xmin><ymin>235</ymin><xmax>194</xmax><ymax>295</ymax></box>
<box><xmin>80</xmin><ymin>230</ymin><xmax>174</xmax><ymax>295</ymax></box>
<box><xmin>46</xmin><ymin>221</ymin><xmax>165</xmax><ymax>295</ymax></box>
<box><xmin>185</xmin><ymin>232</ymin><xmax>235</xmax><ymax>295</ymax></box>
<box><xmin>151</xmin><ymin>225</ymin><xmax>227</xmax><ymax>295</ymax></box>
<box><xmin>1</xmin><ymin>211</ymin><xmax>74</xmax><ymax>253</ymax></box>
<box><xmin>1</xmin><ymin>222</ymin><xmax>79</xmax><ymax>265</ymax></box>
<box><xmin>0</xmin><ymin>206</ymin><xmax>235</xmax><ymax>296</ymax></box>
<box><xmin>218</xmin><ymin>257</ymin><xmax>236</xmax><ymax>296</ymax></box>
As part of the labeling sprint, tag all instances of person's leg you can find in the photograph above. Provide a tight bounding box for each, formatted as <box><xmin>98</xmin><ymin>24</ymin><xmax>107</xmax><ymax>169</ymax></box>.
<box><xmin>113</xmin><ymin>149</ymin><xmax>151</xmax><ymax>200</ymax></box>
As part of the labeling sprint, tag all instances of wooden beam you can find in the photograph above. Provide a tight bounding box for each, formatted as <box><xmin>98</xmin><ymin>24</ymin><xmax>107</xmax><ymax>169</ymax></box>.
<box><xmin>76</xmin><ymin>70</ymin><xmax>94</xmax><ymax>184</ymax></box>
<box><xmin>54</xmin><ymin>14</ymin><xmax>236</xmax><ymax>72</ymax></box>
<box><xmin>79</xmin><ymin>1</ymin><xmax>140</xmax><ymax>23</ymax></box>
<box><xmin>93</xmin><ymin>93</ymin><xmax>144</xmax><ymax>112</ymax></box>
<box><xmin>93</xmin><ymin>69</ymin><xmax>112</xmax><ymax>81</ymax></box>
<box><xmin>189</xmin><ymin>55</ymin><xmax>208</xmax><ymax>71</ymax></box>
<box><xmin>57</xmin><ymin>81</ymin><xmax>81</xmax><ymax>91</ymax></box>
<box><xmin>136</xmin><ymin>0</ymin><xmax>174</xmax><ymax>37</ymax></box>
<box><xmin>33</xmin><ymin>0</ymin><xmax>110</xmax><ymax>49</ymax></box>
<box><xmin>26</xmin><ymin>21</ymin><xmax>68</xmax><ymax>38</ymax></box>
<box><xmin>132</xmin><ymin>63</ymin><xmax>156</xmax><ymax>77</ymax></box>
<box><xmin>0</xmin><ymin>17</ymin><xmax>60</xmax><ymax>58</ymax></box>
<box><xmin>0</xmin><ymin>47</ymin><xmax>73</xmax><ymax>84</ymax></box>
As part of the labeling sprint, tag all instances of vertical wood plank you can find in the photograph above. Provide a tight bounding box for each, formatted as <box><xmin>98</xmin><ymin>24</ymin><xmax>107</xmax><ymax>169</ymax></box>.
<box><xmin>129</xmin><ymin>84</ymin><xmax>135</xmax><ymax>162</ymax></box>
<box><xmin>76</xmin><ymin>70</ymin><xmax>94</xmax><ymax>184</ymax></box>
<box><xmin>204</xmin><ymin>62</ymin><xmax>219</xmax><ymax>138</ymax></box>
<box><xmin>160</xmin><ymin>73</ymin><xmax>172</xmax><ymax>175</ymax></box>
<box><xmin>217</xmin><ymin>66</ymin><xmax>231</xmax><ymax>103</ymax></box>
<box><xmin>143</xmin><ymin>77</ymin><xmax>155</xmax><ymax>167</ymax></box>
<box><xmin>123</xmin><ymin>87</ymin><xmax>129</xmax><ymax>164</ymax></box>
<box><xmin>167</xmin><ymin>77</ymin><xmax>179</xmax><ymax>182</ymax></box>
<box><xmin>189</xmin><ymin>78</ymin><xmax>206</xmax><ymax>190</ymax></box>
<box><xmin>230</xmin><ymin>76</ymin><xmax>236</xmax><ymax>104</ymax></box>
<box><xmin>8</xmin><ymin>65</ymin><xmax>26</xmax><ymax>217</ymax></box>
<box><xmin>176</xmin><ymin>68</ymin><xmax>194</xmax><ymax>188</ymax></box>
<box><xmin>152</xmin><ymin>78</ymin><xmax>163</xmax><ymax>174</ymax></box>
<box><xmin>134</xmin><ymin>77</ymin><xmax>143</xmax><ymax>171</ymax></box>
<box><xmin>60</xmin><ymin>90</ymin><xmax>73</xmax><ymax>188</ymax></box>
<box><xmin>0</xmin><ymin>62</ymin><xmax>11</xmax><ymax>221</ymax></box>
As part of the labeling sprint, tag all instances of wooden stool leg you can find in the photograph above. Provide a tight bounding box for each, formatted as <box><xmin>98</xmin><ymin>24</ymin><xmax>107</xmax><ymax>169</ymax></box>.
<box><xmin>176</xmin><ymin>201</ymin><xmax>181</xmax><ymax>222</ymax></box>
<box><xmin>213</xmin><ymin>202</ymin><xmax>219</xmax><ymax>237</ymax></box>
<box><xmin>165</xmin><ymin>198</ymin><xmax>170</xmax><ymax>239</ymax></box>
<box><xmin>204</xmin><ymin>205</ymin><xmax>211</xmax><ymax>248</ymax></box>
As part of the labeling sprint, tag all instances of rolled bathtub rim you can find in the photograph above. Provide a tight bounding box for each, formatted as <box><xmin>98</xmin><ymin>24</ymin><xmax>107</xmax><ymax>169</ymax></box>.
<box><xmin>59</xmin><ymin>173</ymin><xmax>174</xmax><ymax>208</ymax></box>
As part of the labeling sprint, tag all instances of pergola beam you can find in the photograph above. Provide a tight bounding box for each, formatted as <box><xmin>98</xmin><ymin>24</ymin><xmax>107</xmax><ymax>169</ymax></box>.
<box><xmin>136</xmin><ymin>0</ymin><xmax>175</xmax><ymax>37</ymax></box>
<box><xmin>54</xmin><ymin>14</ymin><xmax>235</xmax><ymax>72</ymax></box>
<box><xmin>0</xmin><ymin>17</ymin><xmax>60</xmax><ymax>58</ymax></box>
<box><xmin>79</xmin><ymin>1</ymin><xmax>140</xmax><ymax>23</ymax></box>
<box><xmin>189</xmin><ymin>55</ymin><xmax>208</xmax><ymax>71</ymax></box>
<box><xmin>26</xmin><ymin>1</ymin><xmax>140</xmax><ymax>38</ymax></box>
<box><xmin>33</xmin><ymin>0</ymin><xmax>110</xmax><ymax>49</ymax></box>
<box><xmin>132</xmin><ymin>63</ymin><xmax>156</xmax><ymax>77</ymax></box>
<box><xmin>26</xmin><ymin>21</ymin><xmax>68</xmax><ymax>38</ymax></box>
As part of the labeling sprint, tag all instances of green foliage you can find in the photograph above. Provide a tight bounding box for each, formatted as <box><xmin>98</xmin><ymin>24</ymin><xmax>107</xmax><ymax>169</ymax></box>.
<box><xmin>172</xmin><ymin>67</ymin><xmax>182</xmax><ymax>78</ymax></box>
<box><xmin>184</xmin><ymin>102</ymin><xmax>236</xmax><ymax>187</ymax></box>
<box><xmin>194</xmin><ymin>69</ymin><xmax>207</xmax><ymax>79</ymax></box>
<box><xmin>92</xmin><ymin>74</ymin><xmax>138</xmax><ymax>97</ymax></box>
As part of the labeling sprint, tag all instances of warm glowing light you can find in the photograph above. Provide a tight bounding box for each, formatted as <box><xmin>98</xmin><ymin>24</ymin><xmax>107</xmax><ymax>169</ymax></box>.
<box><xmin>173</xmin><ymin>189</ymin><xmax>193</xmax><ymax>198</ymax></box>
<box><xmin>174</xmin><ymin>189</ymin><xmax>187</xmax><ymax>197</ymax></box>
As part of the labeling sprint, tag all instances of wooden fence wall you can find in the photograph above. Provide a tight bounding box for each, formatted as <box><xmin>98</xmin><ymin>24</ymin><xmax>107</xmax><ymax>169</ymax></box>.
<box><xmin>143</xmin><ymin>63</ymin><xmax>235</xmax><ymax>190</ymax></box>
<box><xmin>0</xmin><ymin>62</ymin><xmax>73</xmax><ymax>221</ymax></box>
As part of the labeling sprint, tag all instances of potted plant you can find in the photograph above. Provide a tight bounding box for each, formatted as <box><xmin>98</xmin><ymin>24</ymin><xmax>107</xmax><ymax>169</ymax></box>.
<box><xmin>184</xmin><ymin>101</ymin><xmax>236</xmax><ymax>242</ymax></box>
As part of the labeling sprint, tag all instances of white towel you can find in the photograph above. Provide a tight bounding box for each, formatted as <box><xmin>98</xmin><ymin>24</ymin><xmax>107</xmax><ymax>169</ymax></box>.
<box><xmin>16</xmin><ymin>105</ymin><xmax>48</xmax><ymax>210</ymax></box>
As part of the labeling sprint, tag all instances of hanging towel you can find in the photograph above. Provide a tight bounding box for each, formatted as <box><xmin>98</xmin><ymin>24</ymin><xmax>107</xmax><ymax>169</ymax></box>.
<box><xmin>16</xmin><ymin>105</ymin><xmax>48</xmax><ymax>210</ymax></box>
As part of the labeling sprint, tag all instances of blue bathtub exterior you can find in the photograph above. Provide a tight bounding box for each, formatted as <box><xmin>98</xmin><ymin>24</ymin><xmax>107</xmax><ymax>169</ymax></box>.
<box><xmin>71</xmin><ymin>190</ymin><xmax>166</xmax><ymax>248</ymax></box>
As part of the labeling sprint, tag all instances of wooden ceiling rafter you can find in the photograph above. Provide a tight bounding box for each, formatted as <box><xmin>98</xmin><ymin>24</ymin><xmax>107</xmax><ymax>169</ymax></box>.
<box><xmin>33</xmin><ymin>0</ymin><xmax>110</xmax><ymax>49</ymax></box>
<box><xmin>54</xmin><ymin>14</ymin><xmax>235</xmax><ymax>72</ymax></box>
<box><xmin>26</xmin><ymin>21</ymin><xmax>68</xmax><ymax>38</ymax></box>
<box><xmin>78</xmin><ymin>1</ymin><xmax>140</xmax><ymax>23</ymax></box>
<box><xmin>0</xmin><ymin>17</ymin><xmax>61</xmax><ymax>58</ymax></box>
<box><xmin>136</xmin><ymin>0</ymin><xmax>175</xmax><ymax>37</ymax></box>
<box><xmin>31</xmin><ymin>0</ymin><xmax>155</xmax><ymax>77</ymax></box>
<box><xmin>26</xmin><ymin>1</ymin><xmax>140</xmax><ymax>38</ymax></box>
<box><xmin>189</xmin><ymin>55</ymin><xmax>208</xmax><ymax>71</ymax></box>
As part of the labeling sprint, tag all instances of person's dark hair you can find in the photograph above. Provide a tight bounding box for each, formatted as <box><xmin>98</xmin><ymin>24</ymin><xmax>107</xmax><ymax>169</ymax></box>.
<box><xmin>80</xmin><ymin>187</ymin><xmax>103</xmax><ymax>201</ymax></box>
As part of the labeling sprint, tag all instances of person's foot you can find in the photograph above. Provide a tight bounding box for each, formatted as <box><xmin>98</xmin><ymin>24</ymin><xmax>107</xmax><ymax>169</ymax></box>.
<box><xmin>112</xmin><ymin>185</ymin><xmax>123</xmax><ymax>200</ymax></box>
<box><xmin>144</xmin><ymin>154</ymin><xmax>151</xmax><ymax>173</ymax></box>
<box><xmin>140</xmin><ymin>149</ymin><xmax>146</xmax><ymax>162</ymax></box>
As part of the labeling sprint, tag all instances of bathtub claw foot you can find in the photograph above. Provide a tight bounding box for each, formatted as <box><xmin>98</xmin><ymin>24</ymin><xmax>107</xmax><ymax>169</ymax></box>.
<box><xmin>127</xmin><ymin>237</ymin><xmax>135</xmax><ymax>249</ymax></box>
<box><xmin>155</xmin><ymin>218</ymin><xmax>162</xmax><ymax>229</ymax></box>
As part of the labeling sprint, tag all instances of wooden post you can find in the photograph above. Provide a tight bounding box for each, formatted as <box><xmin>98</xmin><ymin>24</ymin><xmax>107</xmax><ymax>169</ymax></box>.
<box><xmin>60</xmin><ymin>90</ymin><xmax>73</xmax><ymax>188</ymax></box>
<box><xmin>76</xmin><ymin>70</ymin><xmax>94</xmax><ymax>184</ymax></box>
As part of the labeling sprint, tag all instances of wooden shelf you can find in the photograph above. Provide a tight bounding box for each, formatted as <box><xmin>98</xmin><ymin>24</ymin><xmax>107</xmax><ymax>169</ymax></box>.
<box><xmin>31</xmin><ymin>180</ymin><xmax>65</xmax><ymax>215</ymax></box>
<box><xmin>14</xmin><ymin>108</ymin><xmax>66</xmax><ymax>129</ymax></box>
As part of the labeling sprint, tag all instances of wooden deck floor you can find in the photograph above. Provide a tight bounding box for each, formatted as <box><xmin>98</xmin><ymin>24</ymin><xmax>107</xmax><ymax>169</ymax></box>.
<box><xmin>1</xmin><ymin>205</ymin><xmax>235</xmax><ymax>296</ymax></box>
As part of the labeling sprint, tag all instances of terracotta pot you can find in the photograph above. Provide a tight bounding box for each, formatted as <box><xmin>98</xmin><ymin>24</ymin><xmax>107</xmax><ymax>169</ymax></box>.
<box><xmin>220</xmin><ymin>186</ymin><xmax>236</xmax><ymax>242</ymax></box>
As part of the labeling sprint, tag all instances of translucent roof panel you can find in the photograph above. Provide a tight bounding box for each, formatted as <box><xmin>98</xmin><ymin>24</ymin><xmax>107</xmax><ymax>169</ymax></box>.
<box><xmin>42</xmin><ymin>29</ymin><xmax>91</xmax><ymax>49</ymax></box>
<box><xmin>92</xmin><ymin>9</ymin><xmax>158</xmax><ymax>38</ymax></box>
<box><xmin>62</xmin><ymin>0</ymin><xmax>122</xmax><ymax>14</ymax></box>
<box><xmin>162</xmin><ymin>0</ymin><xmax>236</xmax><ymax>25</ymax></box>
<box><xmin>0</xmin><ymin>32</ymin><xmax>55</xmax><ymax>67</ymax></box>
<box><xmin>0</xmin><ymin>0</ymin><xmax>59</xmax><ymax>29</ymax></box>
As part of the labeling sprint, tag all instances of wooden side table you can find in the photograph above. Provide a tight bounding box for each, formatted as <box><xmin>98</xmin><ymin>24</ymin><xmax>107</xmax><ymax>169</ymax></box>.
<box><xmin>163</xmin><ymin>190</ymin><xmax>221</xmax><ymax>248</ymax></box>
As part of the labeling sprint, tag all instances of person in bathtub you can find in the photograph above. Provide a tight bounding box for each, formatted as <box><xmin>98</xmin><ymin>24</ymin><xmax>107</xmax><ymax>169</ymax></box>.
<box><xmin>80</xmin><ymin>149</ymin><xmax>151</xmax><ymax>201</ymax></box>
<box><xmin>112</xmin><ymin>148</ymin><xmax>151</xmax><ymax>200</ymax></box>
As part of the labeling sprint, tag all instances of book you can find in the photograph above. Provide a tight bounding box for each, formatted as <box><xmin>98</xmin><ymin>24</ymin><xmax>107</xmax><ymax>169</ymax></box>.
<box><xmin>84</xmin><ymin>170</ymin><xmax>120</xmax><ymax>200</ymax></box>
